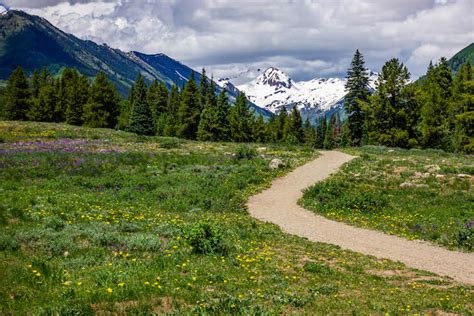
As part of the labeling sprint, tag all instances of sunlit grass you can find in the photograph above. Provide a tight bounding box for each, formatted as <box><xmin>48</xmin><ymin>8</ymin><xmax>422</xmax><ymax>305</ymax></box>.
<box><xmin>301</xmin><ymin>145</ymin><xmax>473</xmax><ymax>251</ymax></box>
<box><xmin>0</xmin><ymin>122</ymin><xmax>472</xmax><ymax>314</ymax></box>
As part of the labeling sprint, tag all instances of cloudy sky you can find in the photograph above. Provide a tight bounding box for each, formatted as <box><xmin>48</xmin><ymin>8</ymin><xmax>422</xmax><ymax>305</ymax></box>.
<box><xmin>3</xmin><ymin>0</ymin><xmax>473</xmax><ymax>82</ymax></box>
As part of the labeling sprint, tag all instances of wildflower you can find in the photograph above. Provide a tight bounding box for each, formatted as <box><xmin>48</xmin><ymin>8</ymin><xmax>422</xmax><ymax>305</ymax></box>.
<box><xmin>107</xmin><ymin>287</ymin><xmax>113</xmax><ymax>293</ymax></box>
<box><xmin>144</xmin><ymin>281</ymin><xmax>150</xmax><ymax>285</ymax></box>
<box><xmin>118</xmin><ymin>282</ymin><xmax>125</xmax><ymax>287</ymax></box>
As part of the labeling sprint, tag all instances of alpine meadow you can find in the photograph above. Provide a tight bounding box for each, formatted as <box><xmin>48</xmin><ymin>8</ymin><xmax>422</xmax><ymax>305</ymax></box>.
<box><xmin>0</xmin><ymin>1</ymin><xmax>473</xmax><ymax>315</ymax></box>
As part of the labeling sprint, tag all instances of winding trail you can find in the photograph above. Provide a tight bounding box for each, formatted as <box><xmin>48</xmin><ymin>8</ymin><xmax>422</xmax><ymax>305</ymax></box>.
<box><xmin>248</xmin><ymin>151</ymin><xmax>474</xmax><ymax>285</ymax></box>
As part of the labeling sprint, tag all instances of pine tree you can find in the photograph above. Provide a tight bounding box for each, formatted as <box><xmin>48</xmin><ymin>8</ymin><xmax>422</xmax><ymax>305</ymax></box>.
<box><xmin>344</xmin><ymin>49</ymin><xmax>370</xmax><ymax>146</ymax></box>
<box><xmin>314</xmin><ymin>116</ymin><xmax>326</xmax><ymax>148</ymax></box>
<box><xmin>275</xmin><ymin>106</ymin><xmax>288</xmax><ymax>142</ymax></box>
<box><xmin>303</xmin><ymin>118</ymin><xmax>316</xmax><ymax>147</ymax></box>
<box><xmin>197</xmin><ymin>81</ymin><xmax>219</xmax><ymax>141</ymax></box>
<box><xmin>117</xmin><ymin>83</ymin><xmax>135</xmax><ymax>131</ymax></box>
<box><xmin>148</xmin><ymin>80</ymin><xmax>169</xmax><ymax>134</ymax></box>
<box><xmin>364</xmin><ymin>58</ymin><xmax>411</xmax><ymax>147</ymax></box>
<box><xmin>83</xmin><ymin>71</ymin><xmax>120</xmax><ymax>128</ymax></box>
<box><xmin>323</xmin><ymin>114</ymin><xmax>336</xmax><ymax>149</ymax></box>
<box><xmin>450</xmin><ymin>62</ymin><xmax>474</xmax><ymax>153</ymax></box>
<box><xmin>285</xmin><ymin>106</ymin><xmax>304</xmax><ymax>144</ymax></box>
<box><xmin>229</xmin><ymin>92</ymin><xmax>254</xmax><ymax>142</ymax></box>
<box><xmin>128</xmin><ymin>74</ymin><xmax>156</xmax><ymax>135</ymax></box>
<box><xmin>177</xmin><ymin>74</ymin><xmax>201</xmax><ymax>139</ymax></box>
<box><xmin>252</xmin><ymin>114</ymin><xmax>268</xmax><ymax>143</ymax></box>
<box><xmin>63</xmin><ymin>69</ymin><xmax>89</xmax><ymax>125</ymax></box>
<box><xmin>31</xmin><ymin>69</ymin><xmax>41</xmax><ymax>98</ymax></box>
<box><xmin>3</xmin><ymin>67</ymin><xmax>30</xmax><ymax>120</ymax></box>
<box><xmin>420</xmin><ymin>57</ymin><xmax>453</xmax><ymax>150</ymax></box>
<box><xmin>27</xmin><ymin>84</ymin><xmax>57</xmax><ymax>122</ymax></box>
<box><xmin>199</xmin><ymin>68</ymin><xmax>209</xmax><ymax>109</ymax></box>
<box><xmin>215</xmin><ymin>89</ymin><xmax>230</xmax><ymax>141</ymax></box>
<box><xmin>163</xmin><ymin>85</ymin><xmax>180</xmax><ymax>136</ymax></box>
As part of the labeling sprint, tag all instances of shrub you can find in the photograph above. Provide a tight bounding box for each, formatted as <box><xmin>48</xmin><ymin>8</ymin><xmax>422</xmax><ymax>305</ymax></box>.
<box><xmin>186</xmin><ymin>220</ymin><xmax>229</xmax><ymax>255</ymax></box>
<box><xmin>304</xmin><ymin>180</ymin><xmax>348</xmax><ymax>204</ymax></box>
<box><xmin>456</xmin><ymin>225</ymin><xmax>473</xmax><ymax>250</ymax></box>
<box><xmin>303</xmin><ymin>261</ymin><xmax>333</xmax><ymax>275</ymax></box>
<box><xmin>234</xmin><ymin>145</ymin><xmax>257</xmax><ymax>160</ymax></box>
<box><xmin>160</xmin><ymin>138</ymin><xmax>181</xmax><ymax>149</ymax></box>
<box><xmin>0</xmin><ymin>234</ymin><xmax>20</xmax><ymax>251</ymax></box>
<box><xmin>344</xmin><ymin>192</ymin><xmax>387</xmax><ymax>214</ymax></box>
<box><xmin>309</xmin><ymin>284</ymin><xmax>338</xmax><ymax>295</ymax></box>
<box><xmin>123</xmin><ymin>233</ymin><xmax>162</xmax><ymax>252</ymax></box>
<box><xmin>44</xmin><ymin>216</ymin><xmax>66</xmax><ymax>231</ymax></box>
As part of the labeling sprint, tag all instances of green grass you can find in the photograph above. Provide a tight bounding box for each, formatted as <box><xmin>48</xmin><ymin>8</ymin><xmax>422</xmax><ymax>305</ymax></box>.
<box><xmin>301</xmin><ymin>145</ymin><xmax>474</xmax><ymax>251</ymax></box>
<box><xmin>0</xmin><ymin>122</ymin><xmax>473</xmax><ymax>314</ymax></box>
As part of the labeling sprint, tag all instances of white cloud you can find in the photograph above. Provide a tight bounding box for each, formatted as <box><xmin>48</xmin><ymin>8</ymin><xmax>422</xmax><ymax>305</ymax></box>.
<box><xmin>4</xmin><ymin>0</ymin><xmax>473</xmax><ymax>79</ymax></box>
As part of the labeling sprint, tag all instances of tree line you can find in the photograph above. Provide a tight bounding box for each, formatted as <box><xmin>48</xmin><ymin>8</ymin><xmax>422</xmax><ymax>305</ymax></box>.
<box><xmin>0</xmin><ymin>67</ymin><xmax>316</xmax><ymax>144</ymax></box>
<box><xmin>344</xmin><ymin>50</ymin><xmax>473</xmax><ymax>153</ymax></box>
<box><xmin>0</xmin><ymin>53</ymin><xmax>472</xmax><ymax>153</ymax></box>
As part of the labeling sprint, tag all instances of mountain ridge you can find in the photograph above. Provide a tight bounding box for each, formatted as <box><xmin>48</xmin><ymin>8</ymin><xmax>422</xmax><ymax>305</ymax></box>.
<box><xmin>219</xmin><ymin>67</ymin><xmax>377</xmax><ymax>121</ymax></box>
<box><xmin>0</xmin><ymin>9</ymin><xmax>271</xmax><ymax>117</ymax></box>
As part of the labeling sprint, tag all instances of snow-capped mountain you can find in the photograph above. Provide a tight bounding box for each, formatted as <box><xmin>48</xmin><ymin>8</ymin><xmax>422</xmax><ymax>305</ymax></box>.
<box><xmin>0</xmin><ymin>4</ymin><xmax>8</xmax><ymax>15</ymax></box>
<box><xmin>218</xmin><ymin>67</ymin><xmax>377</xmax><ymax>121</ymax></box>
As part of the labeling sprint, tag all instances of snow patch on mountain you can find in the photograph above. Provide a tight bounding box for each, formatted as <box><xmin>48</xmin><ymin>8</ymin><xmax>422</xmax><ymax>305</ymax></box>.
<box><xmin>0</xmin><ymin>4</ymin><xmax>9</xmax><ymax>15</ymax></box>
<box><xmin>218</xmin><ymin>67</ymin><xmax>377</xmax><ymax>118</ymax></box>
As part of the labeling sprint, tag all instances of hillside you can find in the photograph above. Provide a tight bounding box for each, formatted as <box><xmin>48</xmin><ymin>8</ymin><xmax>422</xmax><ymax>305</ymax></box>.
<box><xmin>0</xmin><ymin>10</ymin><xmax>271</xmax><ymax>117</ymax></box>
<box><xmin>448</xmin><ymin>43</ymin><xmax>474</xmax><ymax>72</ymax></box>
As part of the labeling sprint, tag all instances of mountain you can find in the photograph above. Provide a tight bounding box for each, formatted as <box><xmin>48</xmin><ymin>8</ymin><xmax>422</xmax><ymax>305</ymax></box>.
<box><xmin>448</xmin><ymin>43</ymin><xmax>474</xmax><ymax>72</ymax></box>
<box><xmin>219</xmin><ymin>67</ymin><xmax>377</xmax><ymax>121</ymax></box>
<box><xmin>0</xmin><ymin>9</ymin><xmax>271</xmax><ymax>117</ymax></box>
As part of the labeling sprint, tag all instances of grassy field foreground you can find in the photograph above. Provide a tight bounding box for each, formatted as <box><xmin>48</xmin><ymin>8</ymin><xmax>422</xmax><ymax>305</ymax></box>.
<box><xmin>0</xmin><ymin>122</ymin><xmax>473</xmax><ymax>314</ymax></box>
<box><xmin>301</xmin><ymin>146</ymin><xmax>473</xmax><ymax>251</ymax></box>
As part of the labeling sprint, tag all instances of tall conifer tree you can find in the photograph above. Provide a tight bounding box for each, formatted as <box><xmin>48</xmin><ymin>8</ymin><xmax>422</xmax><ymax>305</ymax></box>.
<box><xmin>344</xmin><ymin>49</ymin><xmax>370</xmax><ymax>146</ymax></box>
<box><xmin>177</xmin><ymin>73</ymin><xmax>201</xmax><ymax>139</ymax></box>
<box><xmin>3</xmin><ymin>67</ymin><xmax>30</xmax><ymax>120</ymax></box>
<box><xmin>83</xmin><ymin>71</ymin><xmax>120</xmax><ymax>128</ymax></box>
<box><xmin>229</xmin><ymin>92</ymin><xmax>253</xmax><ymax>142</ymax></box>
<box><xmin>128</xmin><ymin>74</ymin><xmax>156</xmax><ymax>135</ymax></box>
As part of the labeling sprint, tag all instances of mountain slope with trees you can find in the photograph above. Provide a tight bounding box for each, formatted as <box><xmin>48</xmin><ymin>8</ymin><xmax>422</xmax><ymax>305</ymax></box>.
<box><xmin>0</xmin><ymin>9</ymin><xmax>270</xmax><ymax>117</ymax></box>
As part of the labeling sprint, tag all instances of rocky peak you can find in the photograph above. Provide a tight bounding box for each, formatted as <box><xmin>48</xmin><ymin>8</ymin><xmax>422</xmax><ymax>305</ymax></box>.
<box><xmin>255</xmin><ymin>67</ymin><xmax>293</xmax><ymax>89</ymax></box>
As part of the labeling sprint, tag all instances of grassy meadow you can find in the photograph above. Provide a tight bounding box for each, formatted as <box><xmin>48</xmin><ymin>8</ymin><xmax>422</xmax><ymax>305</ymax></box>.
<box><xmin>0</xmin><ymin>121</ymin><xmax>473</xmax><ymax>314</ymax></box>
<box><xmin>301</xmin><ymin>146</ymin><xmax>474</xmax><ymax>251</ymax></box>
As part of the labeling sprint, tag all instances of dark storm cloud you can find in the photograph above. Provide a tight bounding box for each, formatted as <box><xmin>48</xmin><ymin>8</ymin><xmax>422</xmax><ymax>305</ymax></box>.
<box><xmin>5</xmin><ymin>0</ymin><xmax>473</xmax><ymax>80</ymax></box>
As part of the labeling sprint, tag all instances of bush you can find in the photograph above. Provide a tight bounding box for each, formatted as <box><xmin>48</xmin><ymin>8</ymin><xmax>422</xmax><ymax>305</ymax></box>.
<box><xmin>304</xmin><ymin>180</ymin><xmax>348</xmax><ymax>204</ymax></box>
<box><xmin>234</xmin><ymin>145</ymin><xmax>257</xmax><ymax>160</ymax></box>
<box><xmin>186</xmin><ymin>220</ymin><xmax>229</xmax><ymax>255</ymax></box>
<box><xmin>0</xmin><ymin>234</ymin><xmax>20</xmax><ymax>251</ymax></box>
<box><xmin>303</xmin><ymin>261</ymin><xmax>333</xmax><ymax>275</ymax></box>
<box><xmin>456</xmin><ymin>225</ymin><xmax>473</xmax><ymax>250</ymax></box>
<box><xmin>344</xmin><ymin>192</ymin><xmax>387</xmax><ymax>214</ymax></box>
<box><xmin>123</xmin><ymin>233</ymin><xmax>162</xmax><ymax>252</ymax></box>
<box><xmin>160</xmin><ymin>138</ymin><xmax>181</xmax><ymax>149</ymax></box>
<box><xmin>44</xmin><ymin>217</ymin><xmax>66</xmax><ymax>231</ymax></box>
<box><xmin>309</xmin><ymin>284</ymin><xmax>338</xmax><ymax>295</ymax></box>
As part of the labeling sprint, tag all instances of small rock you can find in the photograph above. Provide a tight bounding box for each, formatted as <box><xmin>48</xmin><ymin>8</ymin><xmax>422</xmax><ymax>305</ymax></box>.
<box><xmin>257</xmin><ymin>147</ymin><xmax>267</xmax><ymax>152</ymax></box>
<box><xmin>63</xmin><ymin>251</ymin><xmax>70</xmax><ymax>257</ymax></box>
<box><xmin>413</xmin><ymin>172</ymin><xmax>430</xmax><ymax>179</ymax></box>
<box><xmin>400</xmin><ymin>182</ymin><xmax>429</xmax><ymax>188</ymax></box>
<box><xmin>435</xmin><ymin>174</ymin><xmax>446</xmax><ymax>180</ymax></box>
<box><xmin>457</xmin><ymin>174</ymin><xmax>471</xmax><ymax>179</ymax></box>
<box><xmin>388</xmin><ymin>149</ymin><xmax>395</xmax><ymax>153</ymax></box>
<box><xmin>424</xmin><ymin>164</ymin><xmax>440</xmax><ymax>173</ymax></box>
<box><xmin>269</xmin><ymin>158</ymin><xmax>284</xmax><ymax>170</ymax></box>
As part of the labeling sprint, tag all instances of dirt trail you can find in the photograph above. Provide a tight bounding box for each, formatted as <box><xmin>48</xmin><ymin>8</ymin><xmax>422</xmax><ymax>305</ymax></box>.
<box><xmin>248</xmin><ymin>151</ymin><xmax>474</xmax><ymax>285</ymax></box>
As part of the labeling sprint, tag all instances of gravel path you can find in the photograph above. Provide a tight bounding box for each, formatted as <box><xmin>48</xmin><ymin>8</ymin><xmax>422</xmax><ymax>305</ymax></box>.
<box><xmin>248</xmin><ymin>151</ymin><xmax>474</xmax><ymax>285</ymax></box>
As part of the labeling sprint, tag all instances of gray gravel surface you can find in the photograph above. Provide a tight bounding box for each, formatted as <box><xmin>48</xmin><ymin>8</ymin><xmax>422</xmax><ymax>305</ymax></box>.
<box><xmin>248</xmin><ymin>151</ymin><xmax>474</xmax><ymax>284</ymax></box>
